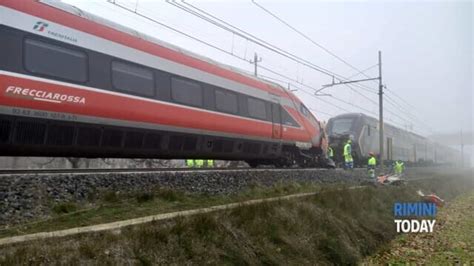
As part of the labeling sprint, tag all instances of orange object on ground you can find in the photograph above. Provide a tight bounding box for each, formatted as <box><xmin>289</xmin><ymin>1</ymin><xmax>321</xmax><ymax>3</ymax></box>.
<box><xmin>423</xmin><ymin>194</ymin><xmax>445</xmax><ymax>207</ymax></box>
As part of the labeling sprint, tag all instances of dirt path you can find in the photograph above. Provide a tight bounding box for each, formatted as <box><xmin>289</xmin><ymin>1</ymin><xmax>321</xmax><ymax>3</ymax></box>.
<box><xmin>367</xmin><ymin>189</ymin><xmax>474</xmax><ymax>264</ymax></box>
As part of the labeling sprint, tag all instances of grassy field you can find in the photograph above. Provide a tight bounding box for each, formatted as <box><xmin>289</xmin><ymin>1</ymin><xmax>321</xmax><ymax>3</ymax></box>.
<box><xmin>0</xmin><ymin>182</ymin><xmax>323</xmax><ymax>239</ymax></box>
<box><xmin>366</xmin><ymin>189</ymin><xmax>474</xmax><ymax>265</ymax></box>
<box><xmin>0</xmin><ymin>169</ymin><xmax>472</xmax><ymax>265</ymax></box>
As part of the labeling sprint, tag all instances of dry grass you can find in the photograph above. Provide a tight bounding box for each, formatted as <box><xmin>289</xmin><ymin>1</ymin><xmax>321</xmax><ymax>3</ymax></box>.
<box><xmin>366</xmin><ymin>189</ymin><xmax>474</xmax><ymax>265</ymax></box>
<box><xmin>0</xmin><ymin>170</ymin><xmax>472</xmax><ymax>265</ymax></box>
<box><xmin>0</xmin><ymin>182</ymin><xmax>321</xmax><ymax>239</ymax></box>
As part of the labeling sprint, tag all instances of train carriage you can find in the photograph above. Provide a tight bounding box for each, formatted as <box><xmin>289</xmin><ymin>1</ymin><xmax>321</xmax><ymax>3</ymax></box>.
<box><xmin>0</xmin><ymin>0</ymin><xmax>329</xmax><ymax>167</ymax></box>
<box><xmin>326</xmin><ymin>113</ymin><xmax>460</xmax><ymax>166</ymax></box>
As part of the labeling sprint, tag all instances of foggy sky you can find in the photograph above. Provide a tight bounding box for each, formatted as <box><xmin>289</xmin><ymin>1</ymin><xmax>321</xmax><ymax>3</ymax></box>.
<box><xmin>61</xmin><ymin>0</ymin><xmax>472</xmax><ymax>139</ymax></box>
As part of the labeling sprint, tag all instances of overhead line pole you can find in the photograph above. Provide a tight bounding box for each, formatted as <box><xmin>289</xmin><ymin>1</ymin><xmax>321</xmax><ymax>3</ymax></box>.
<box><xmin>249</xmin><ymin>53</ymin><xmax>262</xmax><ymax>76</ymax></box>
<box><xmin>378</xmin><ymin>51</ymin><xmax>384</xmax><ymax>172</ymax></box>
<box><xmin>321</xmin><ymin>51</ymin><xmax>385</xmax><ymax>173</ymax></box>
<box><xmin>461</xmin><ymin>129</ymin><xmax>464</xmax><ymax>168</ymax></box>
<box><xmin>111</xmin><ymin>0</ymin><xmax>409</xmax><ymax>138</ymax></box>
<box><xmin>171</xmin><ymin>0</ymin><xmax>377</xmax><ymax>92</ymax></box>
<box><xmin>317</xmin><ymin>77</ymin><xmax>379</xmax><ymax>92</ymax></box>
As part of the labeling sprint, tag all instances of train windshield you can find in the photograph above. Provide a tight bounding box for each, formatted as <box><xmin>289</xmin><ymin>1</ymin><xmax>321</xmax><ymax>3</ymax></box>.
<box><xmin>328</xmin><ymin>118</ymin><xmax>354</xmax><ymax>135</ymax></box>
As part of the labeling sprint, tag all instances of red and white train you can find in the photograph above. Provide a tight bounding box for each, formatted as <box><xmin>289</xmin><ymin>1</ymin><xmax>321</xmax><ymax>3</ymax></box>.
<box><xmin>0</xmin><ymin>0</ymin><xmax>330</xmax><ymax>167</ymax></box>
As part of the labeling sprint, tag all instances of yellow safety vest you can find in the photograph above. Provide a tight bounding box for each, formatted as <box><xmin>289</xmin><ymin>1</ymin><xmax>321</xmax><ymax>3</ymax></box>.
<box><xmin>186</xmin><ymin>159</ymin><xmax>194</xmax><ymax>167</ymax></box>
<box><xmin>368</xmin><ymin>157</ymin><xmax>376</xmax><ymax>166</ymax></box>
<box><xmin>394</xmin><ymin>161</ymin><xmax>404</xmax><ymax>173</ymax></box>
<box><xmin>207</xmin><ymin>159</ymin><xmax>214</xmax><ymax>167</ymax></box>
<box><xmin>344</xmin><ymin>143</ymin><xmax>351</xmax><ymax>156</ymax></box>
<box><xmin>195</xmin><ymin>159</ymin><xmax>204</xmax><ymax>168</ymax></box>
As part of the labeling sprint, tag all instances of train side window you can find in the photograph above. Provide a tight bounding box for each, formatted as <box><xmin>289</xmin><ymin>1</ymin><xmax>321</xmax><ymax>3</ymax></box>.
<box><xmin>203</xmin><ymin>84</ymin><xmax>216</xmax><ymax>110</ymax></box>
<box><xmin>300</xmin><ymin>103</ymin><xmax>310</xmax><ymax>117</ymax></box>
<box><xmin>247</xmin><ymin>97</ymin><xmax>267</xmax><ymax>120</ymax></box>
<box><xmin>111</xmin><ymin>61</ymin><xmax>154</xmax><ymax>97</ymax></box>
<box><xmin>171</xmin><ymin>77</ymin><xmax>203</xmax><ymax>107</ymax></box>
<box><xmin>281</xmin><ymin>108</ymin><xmax>299</xmax><ymax>127</ymax></box>
<box><xmin>272</xmin><ymin>104</ymin><xmax>282</xmax><ymax>124</ymax></box>
<box><xmin>155</xmin><ymin>70</ymin><xmax>171</xmax><ymax>101</ymax></box>
<box><xmin>215</xmin><ymin>89</ymin><xmax>238</xmax><ymax>114</ymax></box>
<box><xmin>24</xmin><ymin>38</ymin><xmax>87</xmax><ymax>82</ymax></box>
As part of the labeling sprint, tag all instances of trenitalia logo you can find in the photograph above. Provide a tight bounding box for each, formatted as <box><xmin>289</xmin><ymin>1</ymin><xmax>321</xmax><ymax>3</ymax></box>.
<box><xmin>33</xmin><ymin>21</ymin><xmax>48</xmax><ymax>32</ymax></box>
<box><xmin>32</xmin><ymin>21</ymin><xmax>77</xmax><ymax>43</ymax></box>
<box><xmin>4</xmin><ymin>86</ymin><xmax>86</xmax><ymax>105</ymax></box>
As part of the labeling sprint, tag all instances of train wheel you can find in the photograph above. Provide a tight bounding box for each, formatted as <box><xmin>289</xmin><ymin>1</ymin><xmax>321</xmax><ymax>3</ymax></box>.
<box><xmin>246</xmin><ymin>160</ymin><xmax>259</xmax><ymax>168</ymax></box>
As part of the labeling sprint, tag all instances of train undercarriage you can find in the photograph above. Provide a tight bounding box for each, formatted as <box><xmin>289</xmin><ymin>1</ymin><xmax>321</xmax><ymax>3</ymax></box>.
<box><xmin>246</xmin><ymin>146</ymin><xmax>335</xmax><ymax>168</ymax></box>
<box><xmin>0</xmin><ymin>115</ymin><xmax>335</xmax><ymax>169</ymax></box>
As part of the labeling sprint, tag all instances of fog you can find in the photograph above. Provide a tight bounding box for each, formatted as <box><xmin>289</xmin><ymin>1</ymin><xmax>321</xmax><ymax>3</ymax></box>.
<box><xmin>62</xmin><ymin>0</ymin><xmax>473</xmax><ymax>164</ymax></box>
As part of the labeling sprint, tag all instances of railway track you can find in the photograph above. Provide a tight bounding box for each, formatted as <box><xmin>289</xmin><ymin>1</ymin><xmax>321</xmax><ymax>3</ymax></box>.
<box><xmin>0</xmin><ymin>167</ymin><xmax>346</xmax><ymax>175</ymax></box>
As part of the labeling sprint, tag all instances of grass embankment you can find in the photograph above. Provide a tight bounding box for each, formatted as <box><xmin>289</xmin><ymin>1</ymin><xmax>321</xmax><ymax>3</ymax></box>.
<box><xmin>0</xmin><ymin>182</ymin><xmax>322</xmax><ymax>239</ymax></box>
<box><xmin>367</xmin><ymin>189</ymin><xmax>474</xmax><ymax>265</ymax></box>
<box><xmin>0</xmin><ymin>170</ymin><xmax>472</xmax><ymax>265</ymax></box>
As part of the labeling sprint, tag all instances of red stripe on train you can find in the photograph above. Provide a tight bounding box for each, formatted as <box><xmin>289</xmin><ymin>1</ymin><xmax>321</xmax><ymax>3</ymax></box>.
<box><xmin>1</xmin><ymin>0</ymin><xmax>296</xmax><ymax>101</ymax></box>
<box><xmin>0</xmin><ymin>74</ymin><xmax>310</xmax><ymax>142</ymax></box>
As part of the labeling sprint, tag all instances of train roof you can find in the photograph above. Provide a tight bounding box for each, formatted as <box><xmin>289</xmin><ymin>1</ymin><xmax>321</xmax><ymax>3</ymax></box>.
<box><xmin>328</xmin><ymin>113</ymin><xmax>463</xmax><ymax>154</ymax></box>
<box><xmin>37</xmin><ymin>0</ymin><xmax>296</xmax><ymax>101</ymax></box>
<box><xmin>329</xmin><ymin>113</ymin><xmax>428</xmax><ymax>140</ymax></box>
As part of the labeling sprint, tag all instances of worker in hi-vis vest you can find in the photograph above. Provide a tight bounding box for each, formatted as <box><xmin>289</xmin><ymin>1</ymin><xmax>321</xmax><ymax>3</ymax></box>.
<box><xmin>394</xmin><ymin>160</ymin><xmax>405</xmax><ymax>175</ymax></box>
<box><xmin>207</xmin><ymin>159</ymin><xmax>214</xmax><ymax>167</ymax></box>
<box><xmin>343</xmin><ymin>139</ymin><xmax>353</xmax><ymax>169</ymax></box>
<box><xmin>186</xmin><ymin>159</ymin><xmax>194</xmax><ymax>168</ymax></box>
<box><xmin>194</xmin><ymin>159</ymin><xmax>204</xmax><ymax>168</ymax></box>
<box><xmin>328</xmin><ymin>146</ymin><xmax>334</xmax><ymax>159</ymax></box>
<box><xmin>367</xmin><ymin>152</ymin><xmax>376</xmax><ymax>178</ymax></box>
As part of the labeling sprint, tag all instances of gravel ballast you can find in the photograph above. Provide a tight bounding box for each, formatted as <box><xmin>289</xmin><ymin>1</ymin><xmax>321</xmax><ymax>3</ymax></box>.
<box><xmin>1</xmin><ymin>168</ymin><xmax>372</xmax><ymax>225</ymax></box>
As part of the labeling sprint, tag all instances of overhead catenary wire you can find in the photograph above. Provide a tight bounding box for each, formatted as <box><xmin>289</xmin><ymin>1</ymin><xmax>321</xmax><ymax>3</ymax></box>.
<box><xmin>169</xmin><ymin>0</ymin><xmax>378</xmax><ymax>93</ymax></box>
<box><xmin>173</xmin><ymin>0</ymin><xmax>416</xmax><ymax>123</ymax></box>
<box><xmin>252</xmin><ymin>0</ymin><xmax>376</xmax><ymax>83</ymax></box>
<box><xmin>167</xmin><ymin>0</ymin><xmax>335</xmax><ymax>76</ymax></box>
<box><xmin>347</xmin><ymin>63</ymin><xmax>379</xmax><ymax>80</ymax></box>
<box><xmin>257</xmin><ymin>65</ymin><xmax>354</xmax><ymax>113</ymax></box>
<box><xmin>384</xmin><ymin>94</ymin><xmax>436</xmax><ymax>134</ymax></box>
<box><xmin>308</xmin><ymin>107</ymin><xmax>334</xmax><ymax>118</ymax></box>
<box><xmin>173</xmin><ymin>0</ymin><xmax>403</xmax><ymax>121</ymax></box>
<box><xmin>250</xmin><ymin>65</ymin><xmax>418</xmax><ymax>130</ymax></box>
<box><xmin>385</xmin><ymin>87</ymin><xmax>418</xmax><ymax>110</ymax></box>
<box><xmin>386</xmin><ymin>89</ymin><xmax>436</xmax><ymax>134</ymax></box>
<box><xmin>251</xmin><ymin>0</ymin><xmax>439</xmax><ymax>133</ymax></box>
<box><xmin>258</xmin><ymin>74</ymin><xmax>335</xmax><ymax>117</ymax></box>
<box><xmin>258</xmin><ymin>64</ymin><xmax>407</xmax><ymax>127</ymax></box>
<box><xmin>129</xmin><ymin>1</ymin><xmax>373</xmax><ymax>108</ymax></box>
<box><xmin>108</xmin><ymin>1</ymin><xmax>352</xmax><ymax>115</ymax></box>
<box><xmin>79</xmin><ymin>1</ymin><xmax>432</xmax><ymax>137</ymax></box>
<box><xmin>108</xmin><ymin>0</ymin><xmax>425</xmax><ymax>133</ymax></box>
<box><xmin>169</xmin><ymin>1</ymin><xmax>414</xmax><ymax>118</ymax></box>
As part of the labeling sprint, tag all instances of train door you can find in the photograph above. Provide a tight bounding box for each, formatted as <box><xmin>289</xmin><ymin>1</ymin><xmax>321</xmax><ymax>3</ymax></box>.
<box><xmin>271</xmin><ymin>103</ymin><xmax>282</xmax><ymax>139</ymax></box>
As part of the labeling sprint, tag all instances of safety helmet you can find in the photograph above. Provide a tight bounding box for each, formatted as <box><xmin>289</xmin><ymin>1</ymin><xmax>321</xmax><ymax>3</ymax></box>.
<box><xmin>347</xmin><ymin>139</ymin><xmax>352</xmax><ymax>144</ymax></box>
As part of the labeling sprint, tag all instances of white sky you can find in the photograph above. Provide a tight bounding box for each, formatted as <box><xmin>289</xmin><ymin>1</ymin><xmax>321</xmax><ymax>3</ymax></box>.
<box><xmin>61</xmin><ymin>0</ymin><xmax>473</xmax><ymax>140</ymax></box>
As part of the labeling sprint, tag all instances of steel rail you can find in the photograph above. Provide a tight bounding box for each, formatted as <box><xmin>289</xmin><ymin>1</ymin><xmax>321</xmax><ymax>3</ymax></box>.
<box><xmin>0</xmin><ymin>167</ymin><xmax>353</xmax><ymax>176</ymax></box>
